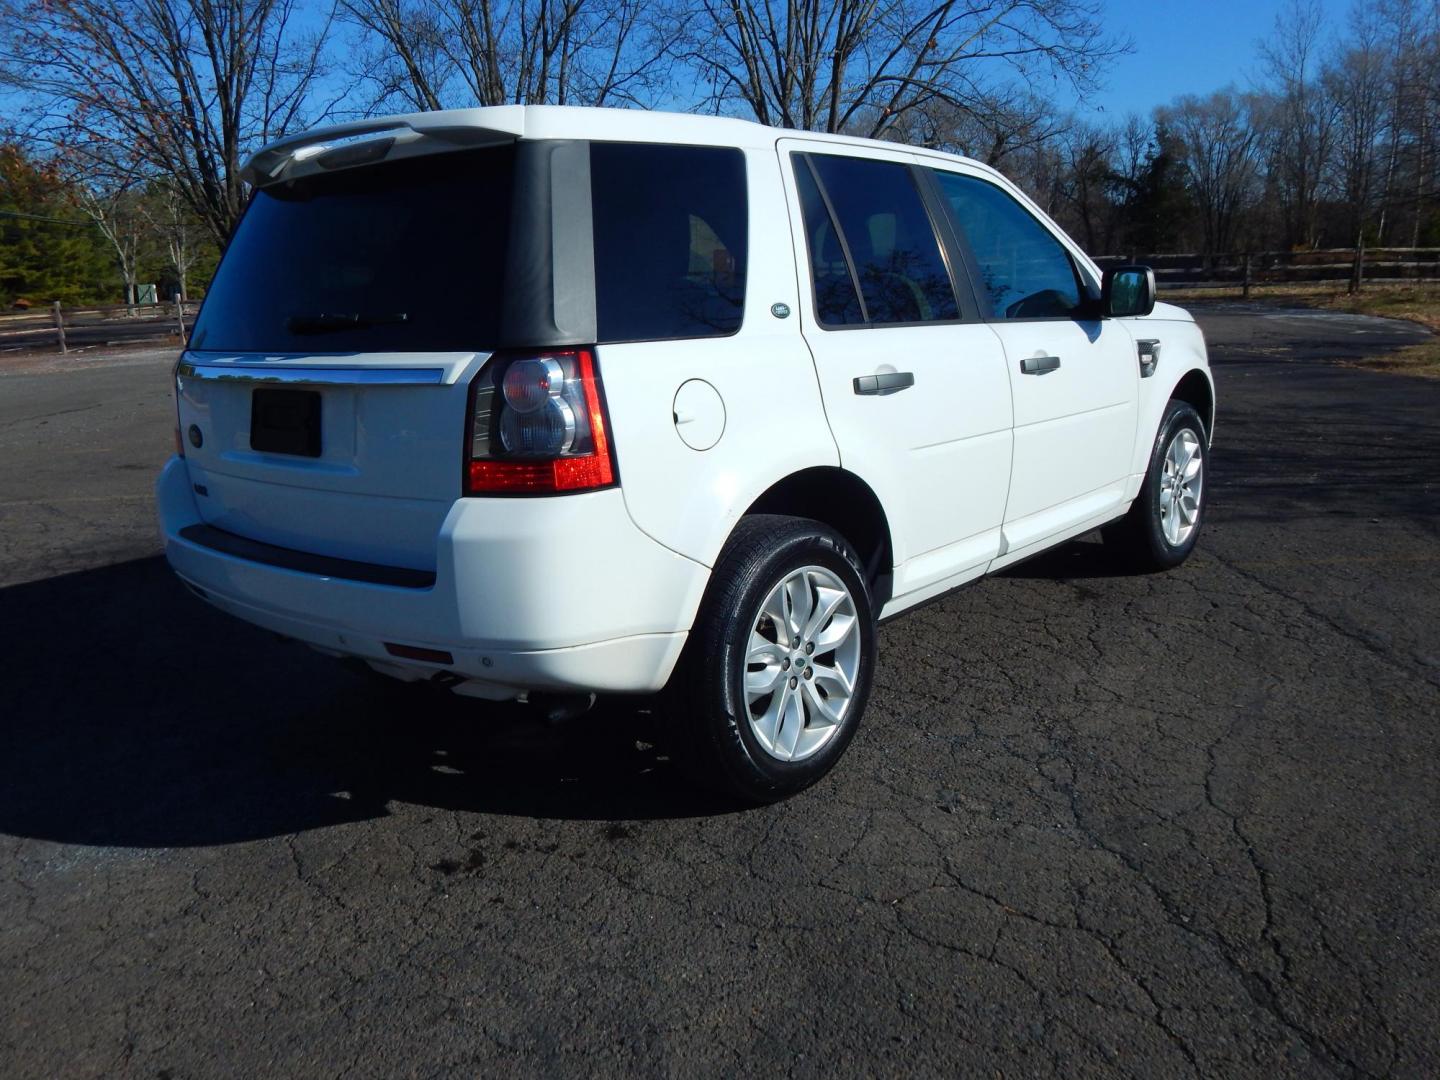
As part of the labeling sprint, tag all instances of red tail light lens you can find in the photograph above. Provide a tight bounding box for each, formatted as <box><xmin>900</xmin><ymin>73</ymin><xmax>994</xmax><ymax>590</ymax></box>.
<box><xmin>465</xmin><ymin>348</ymin><xmax>617</xmax><ymax>495</ymax></box>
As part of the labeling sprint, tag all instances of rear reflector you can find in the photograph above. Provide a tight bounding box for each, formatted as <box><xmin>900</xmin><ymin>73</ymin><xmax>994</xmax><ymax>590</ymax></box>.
<box><xmin>384</xmin><ymin>642</ymin><xmax>455</xmax><ymax>665</ymax></box>
<box><xmin>468</xmin><ymin>454</ymin><xmax>614</xmax><ymax>493</ymax></box>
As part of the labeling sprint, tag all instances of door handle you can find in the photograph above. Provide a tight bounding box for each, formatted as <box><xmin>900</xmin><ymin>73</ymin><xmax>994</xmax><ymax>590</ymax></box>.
<box><xmin>1020</xmin><ymin>355</ymin><xmax>1061</xmax><ymax>375</ymax></box>
<box><xmin>853</xmin><ymin>371</ymin><xmax>915</xmax><ymax>395</ymax></box>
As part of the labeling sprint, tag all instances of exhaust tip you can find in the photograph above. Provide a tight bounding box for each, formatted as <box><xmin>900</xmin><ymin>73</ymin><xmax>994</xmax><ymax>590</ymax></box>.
<box><xmin>528</xmin><ymin>692</ymin><xmax>597</xmax><ymax>725</ymax></box>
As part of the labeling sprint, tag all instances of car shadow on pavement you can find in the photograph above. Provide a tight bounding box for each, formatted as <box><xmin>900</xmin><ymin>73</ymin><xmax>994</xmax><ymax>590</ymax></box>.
<box><xmin>0</xmin><ymin>557</ymin><xmax>733</xmax><ymax>848</ymax></box>
<box><xmin>1000</xmin><ymin>537</ymin><xmax>1142</xmax><ymax>580</ymax></box>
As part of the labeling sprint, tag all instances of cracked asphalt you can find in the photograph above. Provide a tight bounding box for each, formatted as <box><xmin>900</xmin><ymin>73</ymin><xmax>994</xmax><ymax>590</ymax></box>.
<box><xmin>2</xmin><ymin>306</ymin><xmax>1437</xmax><ymax>1078</ymax></box>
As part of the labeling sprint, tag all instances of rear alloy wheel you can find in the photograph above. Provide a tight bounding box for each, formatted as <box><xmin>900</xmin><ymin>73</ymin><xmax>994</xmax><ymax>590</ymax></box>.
<box><xmin>1104</xmin><ymin>399</ymin><xmax>1207</xmax><ymax>571</ymax></box>
<box><xmin>742</xmin><ymin>564</ymin><xmax>863</xmax><ymax>763</ymax></box>
<box><xmin>666</xmin><ymin>515</ymin><xmax>875</xmax><ymax>803</ymax></box>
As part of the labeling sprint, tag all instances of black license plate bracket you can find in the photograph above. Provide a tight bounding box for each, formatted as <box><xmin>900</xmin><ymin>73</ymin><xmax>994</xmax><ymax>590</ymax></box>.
<box><xmin>250</xmin><ymin>388</ymin><xmax>322</xmax><ymax>457</ymax></box>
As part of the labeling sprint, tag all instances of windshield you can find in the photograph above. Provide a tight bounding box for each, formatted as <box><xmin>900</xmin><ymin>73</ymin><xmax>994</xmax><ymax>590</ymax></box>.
<box><xmin>190</xmin><ymin>145</ymin><xmax>515</xmax><ymax>353</ymax></box>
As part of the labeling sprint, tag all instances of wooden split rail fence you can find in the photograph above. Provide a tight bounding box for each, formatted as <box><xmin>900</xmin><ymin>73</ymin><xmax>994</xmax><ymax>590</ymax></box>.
<box><xmin>4</xmin><ymin>247</ymin><xmax>1438</xmax><ymax>355</ymax></box>
<box><xmin>0</xmin><ymin>296</ymin><xmax>201</xmax><ymax>355</ymax></box>
<box><xmin>1092</xmin><ymin>248</ymin><xmax>1440</xmax><ymax>295</ymax></box>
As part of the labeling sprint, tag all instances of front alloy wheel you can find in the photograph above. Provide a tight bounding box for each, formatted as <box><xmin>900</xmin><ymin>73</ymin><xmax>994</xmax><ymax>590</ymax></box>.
<box><xmin>1104</xmin><ymin>398</ymin><xmax>1208</xmax><ymax>571</ymax></box>
<box><xmin>1159</xmin><ymin>426</ymin><xmax>1203</xmax><ymax>547</ymax></box>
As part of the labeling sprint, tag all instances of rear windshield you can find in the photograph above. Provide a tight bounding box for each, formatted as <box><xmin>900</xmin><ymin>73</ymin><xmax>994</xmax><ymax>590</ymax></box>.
<box><xmin>591</xmin><ymin>143</ymin><xmax>747</xmax><ymax>342</ymax></box>
<box><xmin>189</xmin><ymin>146</ymin><xmax>515</xmax><ymax>353</ymax></box>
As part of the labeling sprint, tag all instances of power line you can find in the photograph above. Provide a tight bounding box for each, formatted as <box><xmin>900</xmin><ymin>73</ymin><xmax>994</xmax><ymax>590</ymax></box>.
<box><xmin>0</xmin><ymin>208</ymin><xmax>96</xmax><ymax>227</ymax></box>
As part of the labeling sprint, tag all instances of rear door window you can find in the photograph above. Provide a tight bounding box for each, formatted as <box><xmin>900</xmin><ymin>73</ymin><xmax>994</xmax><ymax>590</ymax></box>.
<box><xmin>798</xmin><ymin>153</ymin><xmax>958</xmax><ymax>326</ymax></box>
<box><xmin>591</xmin><ymin>143</ymin><xmax>748</xmax><ymax>342</ymax></box>
<box><xmin>930</xmin><ymin>171</ymin><xmax>1084</xmax><ymax>320</ymax></box>
<box><xmin>190</xmin><ymin>146</ymin><xmax>515</xmax><ymax>353</ymax></box>
<box><xmin>793</xmin><ymin>158</ymin><xmax>864</xmax><ymax>325</ymax></box>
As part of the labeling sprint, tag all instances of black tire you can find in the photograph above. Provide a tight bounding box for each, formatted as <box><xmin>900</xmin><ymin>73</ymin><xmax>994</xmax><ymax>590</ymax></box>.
<box><xmin>663</xmin><ymin>515</ymin><xmax>876</xmax><ymax>804</ymax></box>
<box><xmin>1103</xmin><ymin>399</ymin><xmax>1208</xmax><ymax>571</ymax></box>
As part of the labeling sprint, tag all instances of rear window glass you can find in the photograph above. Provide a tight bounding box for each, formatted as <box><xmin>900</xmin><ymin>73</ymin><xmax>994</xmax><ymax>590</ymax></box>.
<box><xmin>189</xmin><ymin>146</ymin><xmax>515</xmax><ymax>353</ymax></box>
<box><xmin>591</xmin><ymin>143</ymin><xmax>747</xmax><ymax>342</ymax></box>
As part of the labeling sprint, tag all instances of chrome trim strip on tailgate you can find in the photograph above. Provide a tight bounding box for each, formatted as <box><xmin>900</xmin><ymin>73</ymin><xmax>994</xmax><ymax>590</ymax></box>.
<box><xmin>177</xmin><ymin>361</ymin><xmax>446</xmax><ymax>386</ymax></box>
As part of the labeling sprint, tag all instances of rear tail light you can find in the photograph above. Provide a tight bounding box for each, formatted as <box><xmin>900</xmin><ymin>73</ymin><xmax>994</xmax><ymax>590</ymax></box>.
<box><xmin>464</xmin><ymin>348</ymin><xmax>617</xmax><ymax>495</ymax></box>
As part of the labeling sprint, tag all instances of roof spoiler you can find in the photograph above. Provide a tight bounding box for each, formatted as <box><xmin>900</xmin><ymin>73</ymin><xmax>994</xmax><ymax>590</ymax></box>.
<box><xmin>242</xmin><ymin>107</ymin><xmax>528</xmax><ymax>187</ymax></box>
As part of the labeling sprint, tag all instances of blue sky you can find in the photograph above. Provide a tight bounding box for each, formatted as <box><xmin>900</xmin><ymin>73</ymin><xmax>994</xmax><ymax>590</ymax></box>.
<box><xmin>0</xmin><ymin>0</ymin><xmax>1361</xmax><ymax>138</ymax></box>
<box><xmin>1079</xmin><ymin>0</ymin><xmax>1353</xmax><ymax>121</ymax></box>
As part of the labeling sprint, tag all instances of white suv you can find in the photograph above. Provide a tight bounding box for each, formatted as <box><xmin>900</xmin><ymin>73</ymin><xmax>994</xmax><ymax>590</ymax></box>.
<box><xmin>157</xmin><ymin>105</ymin><xmax>1214</xmax><ymax>802</ymax></box>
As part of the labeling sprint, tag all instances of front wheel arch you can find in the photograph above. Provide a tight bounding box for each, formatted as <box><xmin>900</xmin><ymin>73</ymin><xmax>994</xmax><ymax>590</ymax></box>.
<box><xmin>1170</xmin><ymin>368</ymin><xmax>1215</xmax><ymax>443</ymax></box>
<box><xmin>1105</xmin><ymin>398</ymin><xmax>1208</xmax><ymax>572</ymax></box>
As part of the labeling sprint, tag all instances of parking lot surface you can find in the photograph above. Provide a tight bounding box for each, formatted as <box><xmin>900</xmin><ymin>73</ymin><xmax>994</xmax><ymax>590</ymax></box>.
<box><xmin>2</xmin><ymin>308</ymin><xmax>1437</xmax><ymax>1078</ymax></box>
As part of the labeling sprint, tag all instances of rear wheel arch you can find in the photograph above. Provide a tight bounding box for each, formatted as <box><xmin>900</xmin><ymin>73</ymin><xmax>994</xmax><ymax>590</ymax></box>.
<box><xmin>664</xmin><ymin>514</ymin><xmax>877</xmax><ymax>803</ymax></box>
<box><xmin>738</xmin><ymin>467</ymin><xmax>895</xmax><ymax>611</ymax></box>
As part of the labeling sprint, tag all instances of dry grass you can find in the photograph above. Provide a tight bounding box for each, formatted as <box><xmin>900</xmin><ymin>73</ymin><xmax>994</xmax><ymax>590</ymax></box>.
<box><xmin>1162</xmin><ymin>282</ymin><xmax>1440</xmax><ymax>378</ymax></box>
<box><xmin>1310</xmin><ymin>284</ymin><xmax>1440</xmax><ymax>333</ymax></box>
<box><xmin>1341</xmin><ymin>338</ymin><xmax>1440</xmax><ymax>378</ymax></box>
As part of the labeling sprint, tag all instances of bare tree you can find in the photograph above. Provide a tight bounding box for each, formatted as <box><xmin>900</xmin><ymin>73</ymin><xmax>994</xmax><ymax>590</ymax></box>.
<box><xmin>1257</xmin><ymin>0</ymin><xmax>1339</xmax><ymax>248</ymax></box>
<box><xmin>70</xmin><ymin>178</ymin><xmax>148</xmax><ymax>312</ymax></box>
<box><xmin>341</xmin><ymin>0</ymin><xmax>681</xmax><ymax>111</ymax></box>
<box><xmin>682</xmin><ymin>0</ymin><xmax>1126</xmax><ymax>138</ymax></box>
<box><xmin>1111</xmin><ymin>113</ymin><xmax>1152</xmax><ymax>202</ymax></box>
<box><xmin>1323</xmin><ymin>9</ymin><xmax>1390</xmax><ymax>252</ymax></box>
<box><xmin>1</xmin><ymin>0</ymin><xmax>337</xmax><ymax>248</ymax></box>
<box><xmin>1377</xmin><ymin>0</ymin><xmax>1440</xmax><ymax>246</ymax></box>
<box><xmin>1417</xmin><ymin>14</ymin><xmax>1440</xmax><ymax>245</ymax></box>
<box><xmin>1053</xmin><ymin>122</ymin><xmax>1120</xmax><ymax>252</ymax></box>
<box><xmin>1157</xmin><ymin>89</ymin><xmax>1263</xmax><ymax>254</ymax></box>
<box><xmin>142</xmin><ymin>181</ymin><xmax>207</xmax><ymax>301</ymax></box>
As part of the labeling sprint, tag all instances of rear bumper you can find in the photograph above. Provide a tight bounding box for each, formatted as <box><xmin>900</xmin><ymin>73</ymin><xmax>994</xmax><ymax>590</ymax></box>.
<box><xmin>156</xmin><ymin>456</ymin><xmax>706</xmax><ymax>695</ymax></box>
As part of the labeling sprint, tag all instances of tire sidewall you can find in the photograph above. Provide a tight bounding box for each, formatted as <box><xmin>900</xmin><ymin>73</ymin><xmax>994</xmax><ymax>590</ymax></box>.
<box><xmin>1139</xmin><ymin>402</ymin><xmax>1207</xmax><ymax>568</ymax></box>
<box><xmin>704</xmin><ymin>523</ymin><xmax>875</xmax><ymax>798</ymax></box>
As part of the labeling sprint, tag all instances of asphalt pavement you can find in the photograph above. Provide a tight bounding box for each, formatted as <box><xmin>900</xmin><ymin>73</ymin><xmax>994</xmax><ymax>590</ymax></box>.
<box><xmin>1</xmin><ymin>307</ymin><xmax>1437</xmax><ymax>1078</ymax></box>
